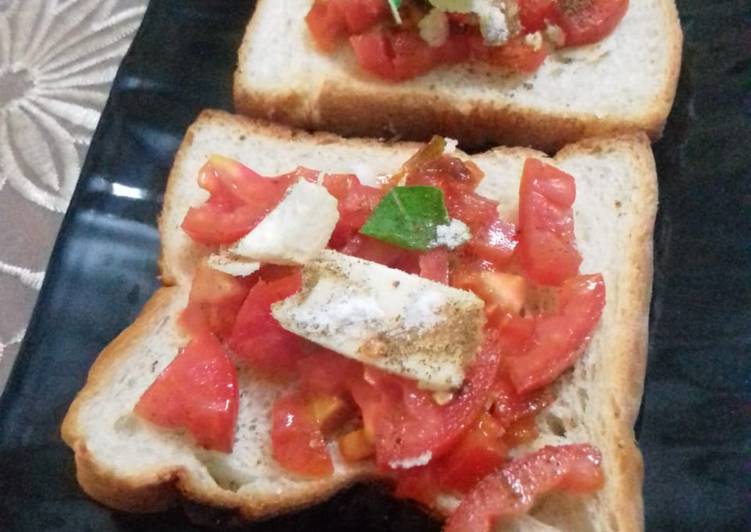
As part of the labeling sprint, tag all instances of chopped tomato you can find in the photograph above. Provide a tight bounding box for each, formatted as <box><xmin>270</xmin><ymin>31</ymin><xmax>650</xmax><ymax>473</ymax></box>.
<box><xmin>297</xmin><ymin>348</ymin><xmax>363</xmax><ymax>396</ymax></box>
<box><xmin>340</xmin><ymin>234</ymin><xmax>408</xmax><ymax>267</ymax></box>
<box><xmin>466</xmin><ymin>217</ymin><xmax>518</xmax><ymax>267</ymax></box>
<box><xmin>518</xmin><ymin>0</ymin><xmax>560</xmax><ymax>32</ymax></box>
<box><xmin>557</xmin><ymin>0</ymin><xmax>628</xmax><ymax>47</ymax></box>
<box><xmin>322</xmin><ymin>173</ymin><xmax>383</xmax><ymax>248</ymax></box>
<box><xmin>350</xmin><ymin>334</ymin><xmax>502</xmax><ymax>469</ymax></box>
<box><xmin>506</xmin><ymin>274</ymin><xmax>605</xmax><ymax>393</ymax></box>
<box><xmin>445</xmin><ymin>444</ymin><xmax>603</xmax><ymax>532</ymax></box>
<box><xmin>271</xmin><ymin>391</ymin><xmax>333</xmax><ymax>477</ymax></box>
<box><xmin>181</xmin><ymin>156</ymin><xmax>295</xmax><ymax>245</ymax></box>
<box><xmin>516</xmin><ymin>158</ymin><xmax>581</xmax><ymax>285</ymax></box>
<box><xmin>306</xmin><ymin>0</ymin><xmax>389</xmax><ymax>51</ymax></box>
<box><xmin>419</xmin><ymin>247</ymin><xmax>450</xmax><ymax>284</ymax></box>
<box><xmin>228</xmin><ymin>271</ymin><xmax>309</xmax><ymax>378</ymax></box>
<box><xmin>491</xmin><ymin>375</ymin><xmax>554</xmax><ymax>427</ymax></box>
<box><xmin>436</xmin><ymin>413</ymin><xmax>507</xmax><ymax>492</ymax></box>
<box><xmin>483</xmin><ymin>37</ymin><xmax>548</xmax><ymax>73</ymax></box>
<box><xmin>179</xmin><ymin>262</ymin><xmax>256</xmax><ymax>339</ymax></box>
<box><xmin>134</xmin><ymin>332</ymin><xmax>238</xmax><ymax>452</ymax></box>
<box><xmin>395</xmin><ymin>412</ymin><xmax>507</xmax><ymax>506</ymax></box>
<box><xmin>454</xmin><ymin>271</ymin><xmax>528</xmax><ymax>316</ymax></box>
<box><xmin>351</xmin><ymin>29</ymin><xmax>436</xmax><ymax>82</ymax></box>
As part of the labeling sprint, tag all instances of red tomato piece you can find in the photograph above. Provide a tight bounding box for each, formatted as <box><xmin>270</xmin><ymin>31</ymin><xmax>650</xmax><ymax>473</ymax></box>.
<box><xmin>181</xmin><ymin>156</ymin><xmax>295</xmax><ymax>245</ymax></box>
<box><xmin>506</xmin><ymin>274</ymin><xmax>605</xmax><ymax>393</ymax></box>
<box><xmin>179</xmin><ymin>262</ymin><xmax>256</xmax><ymax>339</ymax></box>
<box><xmin>297</xmin><ymin>348</ymin><xmax>363</xmax><ymax>396</ymax></box>
<box><xmin>491</xmin><ymin>375</ymin><xmax>554</xmax><ymax>427</ymax></box>
<box><xmin>350</xmin><ymin>334</ymin><xmax>502</xmax><ymax>469</ymax></box>
<box><xmin>516</xmin><ymin>158</ymin><xmax>581</xmax><ymax>285</ymax></box>
<box><xmin>419</xmin><ymin>247</ymin><xmax>450</xmax><ymax>284</ymax></box>
<box><xmin>395</xmin><ymin>413</ymin><xmax>508</xmax><ymax>506</ymax></box>
<box><xmin>435</xmin><ymin>413</ymin><xmax>507</xmax><ymax>493</ymax></box>
<box><xmin>321</xmin><ymin>173</ymin><xmax>383</xmax><ymax>248</ymax></box>
<box><xmin>557</xmin><ymin>0</ymin><xmax>628</xmax><ymax>47</ymax></box>
<box><xmin>228</xmin><ymin>271</ymin><xmax>310</xmax><ymax>378</ymax></box>
<box><xmin>351</xmin><ymin>29</ymin><xmax>437</xmax><ymax>82</ymax></box>
<box><xmin>518</xmin><ymin>0</ymin><xmax>560</xmax><ymax>32</ymax></box>
<box><xmin>338</xmin><ymin>0</ymin><xmax>389</xmax><ymax>33</ymax></box>
<box><xmin>134</xmin><ymin>332</ymin><xmax>238</xmax><ymax>452</ymax></box>
<box><xmin>444</xmin><ymin>444</ymin><xmax>603</xmax><ymax>532</ymax></box>
<box><xmin>482</xmin><ymin>37</ymin><xmax>548</xmax><ymax>73</ymax></box>
<box><xmin>467</xmin><ymin>217</ymin><xmax>517</xmax><ymax>266</ymax></box>
<box><xmin>271</xmin><ymin>391</ymin><xmax>334</xmax><ymax>477</ymax></box>
<box><xmin>340</xmin><ymin>234</ymin><xmax>408</xmax><ymax>267</ymax></box>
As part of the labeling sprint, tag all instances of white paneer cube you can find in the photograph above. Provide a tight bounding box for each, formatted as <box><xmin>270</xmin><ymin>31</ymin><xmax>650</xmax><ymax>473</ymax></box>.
<box><xmin>206</xmin><ymin>253</ymin><xmax>261</xmax><ymax>277</ymax></box>
<box><xmin>271</xmin><ymin>250</ymin><xmax>485</xmax><ymax>391</ymax></box>
<box><xmin>229</xmin><ymin>180</ymin><xmax>339</xmax><ymax>265</ymax></box>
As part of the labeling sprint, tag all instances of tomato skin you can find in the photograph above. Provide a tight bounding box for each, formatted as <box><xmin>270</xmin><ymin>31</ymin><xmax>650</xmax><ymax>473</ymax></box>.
<box><xmin>305</xmin><ymin>0</ymin><xmax>388</xmax><ymax>51</ymax></box>
<box><xmin>228</xmin><ymin>271</ymin><xmax>309</xmax><ymax>378</ymax></box>
<box><xmin>444</xmin><ymin>444</ymin><xmax>603</xmax><ymax>532</ymax></box>
<box><xmin>181</xmin><ymin>157</ymin><xmax>294</xmax><ymax>245</ymax></box>
<box><xmin>350</xmin><ymin>334</ymin><xmax>502</xmax><ymax>469</ymax></box>
<box><xmin>297</xmin><ymin>348</ymin><xmax>363</xmax><ymax>396</ymax></box>
<box><xmin>271</xmin><ymin>391</ymin><xmax>334</xmax><ymax>478</ymax></box>
<box><xmin>506</xmin><ymin>274</ymin><xmax>605</xmax><ymax>393</ymax></box>
<box><xmin>557</xmin><ymin>0</ymin><xmax>629</xmax><ymax>47</ymax></box>
<box><xmin>340</xmin><ymin>234</ymin><xmax>409</xmax><ymax>267</ymax></box>
<box><xmin>419</xmin><ymin>247</ymin><xmax>450</xmax><ymax>284</ymax></box>
<box><xmin>517</xmin><ymin>158</ymin><xmax>581</xmax><ymax>285</ymax></box>
<box><xmin>179</xmin><ymin>262</ymin><xmax>256</xmax><ymax>339</ymax></box>
<box><xmin>518</xmin><ymin>0</ymin><xmax>560</xmax><ymax>32</ymax></box>
<box><xmin>322</xmin><ymin>173</ymin><xmax>383</xmax><ymax>248</ymax></box>
<box><xmin>134</xmin><ymin>332</ymin><xmax>238</xmax><ymax>452</ymax></box>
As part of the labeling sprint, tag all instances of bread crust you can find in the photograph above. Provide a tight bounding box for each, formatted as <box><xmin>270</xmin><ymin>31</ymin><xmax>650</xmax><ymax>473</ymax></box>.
<box><xmin>63</xmin><ymin>112</ymin><xmax>657</xmax><ymax>529</ymax></box>
<box><xmin>234</xmin><ymin>0</ymin><xmax>682</xmax><ymax>152</ymax></box>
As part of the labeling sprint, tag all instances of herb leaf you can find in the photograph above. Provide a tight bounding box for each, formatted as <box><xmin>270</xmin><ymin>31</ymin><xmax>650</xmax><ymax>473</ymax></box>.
<box><xmin>360</xmin><ymin>186</ymin><xmax>449</xmax><ymax>250</ymax></box>
<box><xmin>387</xmin><ymin>0</ymin><xmax>402</xmax><ymax>24</ymax></box>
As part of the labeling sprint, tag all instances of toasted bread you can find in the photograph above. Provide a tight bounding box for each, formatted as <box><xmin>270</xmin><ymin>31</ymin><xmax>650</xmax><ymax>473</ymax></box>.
<box><xmin>63</xmin><ymin>110</ymin><xmax>656</xmax><ymax>529</ymax></box>
<box><xmin>233</xmin><ymin>0</ymin><xmax>681</xmax><ymax>152</ymax></box>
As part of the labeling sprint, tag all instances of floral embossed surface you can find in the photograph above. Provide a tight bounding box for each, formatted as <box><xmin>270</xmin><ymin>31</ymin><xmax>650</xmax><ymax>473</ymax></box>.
<box><xmin>0</xmin><ymin>0</ymin><xmax>146</xmax><ymax>386</ymax></box>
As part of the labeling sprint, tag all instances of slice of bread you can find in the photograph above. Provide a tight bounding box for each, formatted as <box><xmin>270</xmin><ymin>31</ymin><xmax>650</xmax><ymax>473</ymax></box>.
<box><xmin>63</xmin><ymin>110</ymin><xmax>657</xmax><ymax>530</ymax></box>
<box><xmin>233</xmin><ymin>0</ymin><xmax>682</xmax><ymax>152</ymax></box>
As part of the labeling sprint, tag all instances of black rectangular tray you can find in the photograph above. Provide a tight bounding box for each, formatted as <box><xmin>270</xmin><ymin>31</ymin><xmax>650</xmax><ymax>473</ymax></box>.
<box><xmin>0</xmin><ymin>0</ymin><xmax>749</xmax><ymax>530</ymax></box>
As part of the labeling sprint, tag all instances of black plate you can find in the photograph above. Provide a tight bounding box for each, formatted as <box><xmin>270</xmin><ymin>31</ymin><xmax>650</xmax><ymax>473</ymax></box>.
<box><xmin>0</xmin><ymin>0</ymin><xmax>749</xmax><ymax>530</ymax></box>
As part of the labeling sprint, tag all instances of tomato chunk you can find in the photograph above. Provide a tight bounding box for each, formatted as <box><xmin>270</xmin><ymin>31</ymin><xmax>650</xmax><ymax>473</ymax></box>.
<box><xmin>557</xmin><ymin>0</ymin><xmax>629</xmax><ymax>47</ymax></box>
<box><xmin>179</xmin><ymin>262</ymin><xmax>256</xmax><ymax>339</ymax></box>
<box><xmin>483</xmin><ymin>37</ymin><xmax>548</xmax><ymax>73</ymax></box>
<box><xmin>322</xmin><ymin>173</ymin><xmax>383</xmax><ymax>248</ymax></box>
<box><xmin>228</xmin><ymin>271</ymin><xmax>309</xmax><ymax>378</ymax></box>
<box><xmin>271</xmin><ymin>391</ymin><xmax>333</xmax><ymax>477</ymax></box>
<box><xmin>181</xmin><ymin>156</ymin><xmax>295</xmax><ymax>245</ymax></box>
<box><xmin>351</xmin><ymin>30</ymin><xmax>436</xmax><ymax>82</ymax></box>
<box><xmin>134</xmin><ymin>332</ymin><xmax>238</xmax><ymax>452</ymax></box>
<box><xmin>419</xmin><ymin>247</ymin><xmax>450</xmax><ymax>284</ymax></box>
<box><xmin>517</xmin><ymin>158</ymin><xmax>581</xmax><ymax>285</ymax></box>
<box><xmin>350</xmin><ymin>334</ymin><xmax>501</xmax><ymax>469</ymax></box>
<box><xmin>506</xmin><ymin>274</ymin><xmax>605</xmax><ymax>393</ymax></box>
<box><xmin>518</xmin><ymin>0</ymin><xmax>560</xmax><ymax>32</ymax></box>
<box><xmin>444</xmin><ymin>444</ymin><xmax>603</xmax><ymax>532</ymax></box>
<box><xmin>306</xmin><ymin>0</ymin><xmax>389</xmax><ymax>51</ymax></box>
<box><xmin>297</xmin><ymin>348</ymin><xmax>363</xmax><ymax>396</ymax></box>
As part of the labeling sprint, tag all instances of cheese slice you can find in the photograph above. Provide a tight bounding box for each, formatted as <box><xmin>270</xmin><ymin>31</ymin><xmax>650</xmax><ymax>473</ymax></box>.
<box><xmin>206</xmin><ymin>253</ymin><xmax>260</xmax><ymax>277</ymax></box>
<box><xmin>229</xmin><ymin>179</ymin><xmax>339</xmax><ymax>265</ymax></box>
<box><xmin>271</xmin><ymin>250</ymin><xmax>485</xmax><ymax>391</ymax></box>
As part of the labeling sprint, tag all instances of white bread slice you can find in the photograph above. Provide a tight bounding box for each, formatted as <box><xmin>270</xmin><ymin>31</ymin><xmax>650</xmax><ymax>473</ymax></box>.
<box><xmin>233</xmin><ymin>0</ymin><xmax>682</xmax><ymax>152</ymax></box>
<box><xmin>63</xmin><ymin>110</ymin><xmax>656</xmax><ymax>530</ymax></box>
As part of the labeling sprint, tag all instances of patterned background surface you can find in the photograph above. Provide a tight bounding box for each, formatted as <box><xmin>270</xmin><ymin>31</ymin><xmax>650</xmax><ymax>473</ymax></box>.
<box><xmin>0</xmin><ymin>0</ymin><xmax>147</xmax><ymax>389</ymax></box>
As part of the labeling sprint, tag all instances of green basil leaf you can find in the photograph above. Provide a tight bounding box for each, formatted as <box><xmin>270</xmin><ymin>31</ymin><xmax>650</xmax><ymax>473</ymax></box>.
<box><xmin>387</xmin><ymin>0</ymin><xmax>402</xmax><ymax>24</ymax></box>
<box><xmin>360</xmin><ymin>186</ymin><xmax>450</xmax><ymax>250</ymax></box>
